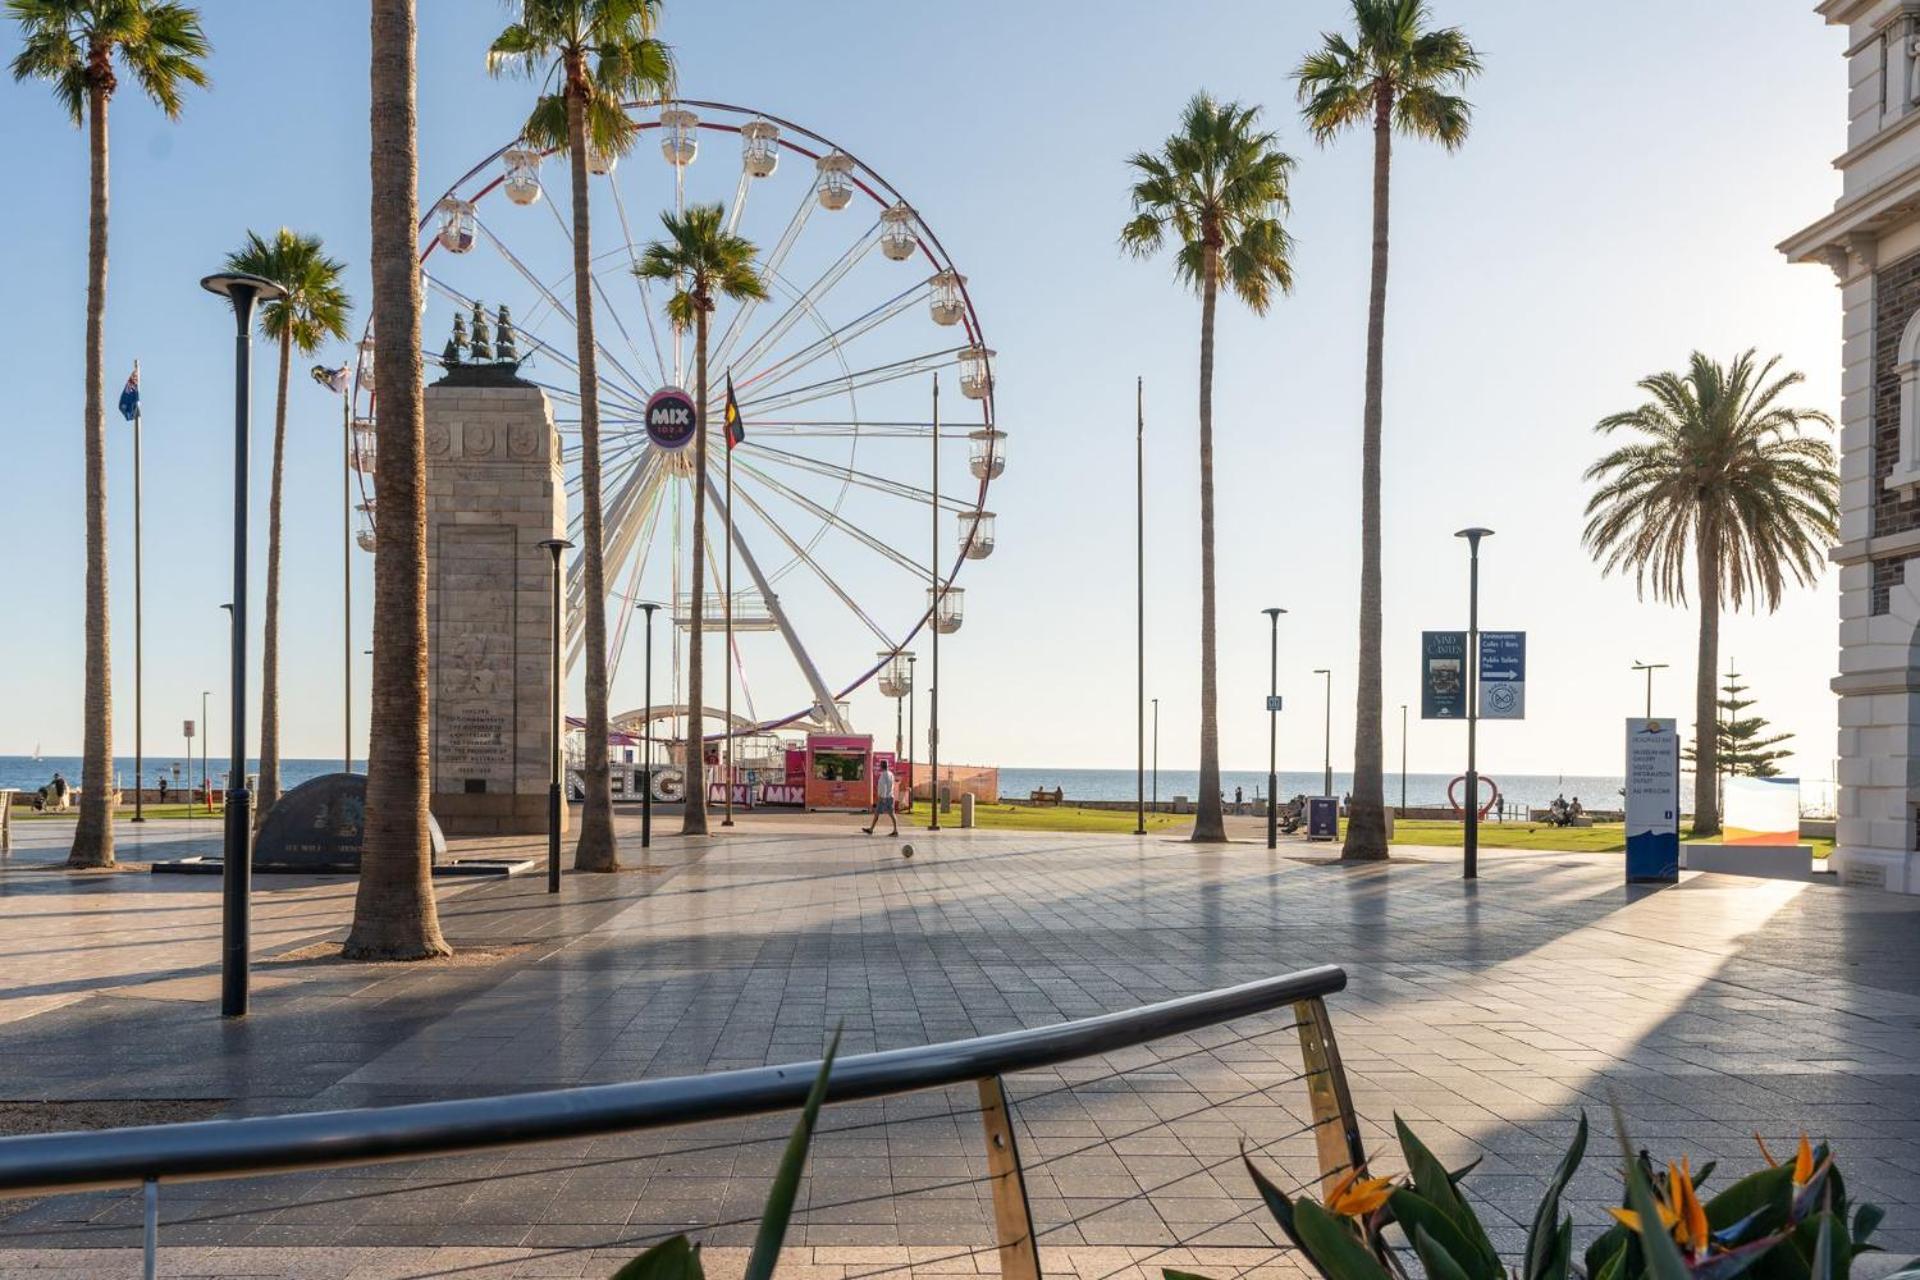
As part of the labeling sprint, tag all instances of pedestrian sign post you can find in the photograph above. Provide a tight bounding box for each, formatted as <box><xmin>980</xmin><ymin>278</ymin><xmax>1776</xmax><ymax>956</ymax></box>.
<box><xmin>1478</xmin><ymin>632</ymin><xmax>1525</xmax><ymax>720</ymax></box>
<box><xmin>1625</xmin><ymin>717</ymin><xmax>1680</xmax><ymax>882</ymax></box>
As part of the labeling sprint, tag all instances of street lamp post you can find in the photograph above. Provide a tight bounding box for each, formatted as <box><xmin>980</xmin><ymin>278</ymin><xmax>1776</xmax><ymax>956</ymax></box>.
<box><xmin>1455</xmin><ymin>527</ymin><xmax>1494</xmax><ymax>880</ymax></box>
<box><xmin>200</xmin><ymin>690</ymin><xmax>210</xmax><ymax>816</ymax></box>
<box><xmin>1400</xmin><ymin>703</ymin><xmax>1408</xmax><ymax>813</ymax></box>
<box><xmin>1631</xmin><ymin>661</ymin><xmax>1668</xmax><ymax>719</ymax></box>
<box><xmin>639</xmin><ymin>602</ymin><xmax>659</xmax><ymax>850</ymax></box>
<box><xmin>202</xmin><ymin>270</ymin><xmax>284</xmax><ymax>1019</ymax></box>
<box><xmin>310</xmin><ymin>363</ymin><xmax>354</xmax><ymax>773</ymax></box>
<box><xmin>129</xmin><ymin>362</ymin><xmax>145</xmax><ymax>823</ymax></box>
<box><xmin>1313</xmin><ymin>669</ymin><xmax>1332</xmax><ymax>798</ymax></box>
<box><xmin>538</xmin><ymin>539</ymin><xmax>572</xmax><ymax>894</ymax></box>
<box><xmin>1136</xmin><ymin>377</ymin><xmax>1146</xmax><ymax>837</ymax></box>
<box><xmin>1264</xmin><ymin>608</ymin><xmax>1286</xmax><ymax>849</ymax></box>
<box><xmin>1151</xmin><ymin>697</ymin><xmax>1159</xmax><ymax>812</ymax></box>
<box><xmin>929</xmin><ymin>372</ymin><xmax>941</xmax><ymax>833</ymax></box>
<box><xmin>906</xmin><ymin>653</ymin><xmax>917</xmax><ymax>811</ymax></box>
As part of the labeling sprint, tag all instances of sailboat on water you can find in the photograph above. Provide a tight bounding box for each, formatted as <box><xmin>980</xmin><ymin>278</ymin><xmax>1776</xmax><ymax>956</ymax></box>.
<box><xmin>30</xmin><ymin>743</ymin><xmax>41</xmax><ymax>762</ymax></box>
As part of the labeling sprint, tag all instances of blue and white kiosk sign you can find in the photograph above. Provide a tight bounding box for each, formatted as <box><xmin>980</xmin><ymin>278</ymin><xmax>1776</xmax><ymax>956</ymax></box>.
<box><xmin>1421</xmin><ymin>631</ymin><xmax>1467</xmax><ymax>719</ymax></box>
<box><xmin>1625</xmin><ymin>717</ymin><xmax>1680</xmax><ymax>883</ymax></box>
<box><xmin>645</xmin><ymin>386</ymin><xmax>697</xmax><ymax>451</ymax></box>
<box><xmin>1478</xmin><ymin>631</ymin><xmax>1525</xmax><ymax>720</ymax></box>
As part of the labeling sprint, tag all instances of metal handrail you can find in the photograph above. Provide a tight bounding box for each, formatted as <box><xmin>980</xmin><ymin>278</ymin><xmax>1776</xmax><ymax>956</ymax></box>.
<box><xmin>0</xmin><ymin>964</ymin><xmax>1348</xmax><ymax>1199</ymax></box>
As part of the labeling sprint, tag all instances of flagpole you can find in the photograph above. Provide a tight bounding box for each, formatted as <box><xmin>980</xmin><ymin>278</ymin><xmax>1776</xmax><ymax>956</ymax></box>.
<box><xmin>723</xmin><ymin>372</ymin><xmax>735</xmax><ymax>829</ymax></box>
<box><xmin>341</xmin><ymin>378</ymin><xmax>352</xmax><ymax>773</ymax></box>
<box><xmin>132</xmin><ymin>361</ymin><xmax>145</xmax><ymax>824</ymax></box>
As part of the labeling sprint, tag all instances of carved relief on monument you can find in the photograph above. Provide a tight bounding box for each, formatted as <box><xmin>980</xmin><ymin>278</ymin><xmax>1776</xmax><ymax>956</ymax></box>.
<box><xmin>463</xmin><ymin>423</ymin><xmax>500</xmax><ymax>458</ymax></box>
<box><xmin>509</xmin><ymin>423</ymin><xmax>542</xmax><ymax>458</ymax></box>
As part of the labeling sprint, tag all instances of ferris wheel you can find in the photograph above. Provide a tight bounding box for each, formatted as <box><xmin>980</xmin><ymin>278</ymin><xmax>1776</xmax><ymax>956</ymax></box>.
<box><xmin>348</xmin><ymin>99</ymin><xmax>1003</xmax><ymax>745</ymax></box>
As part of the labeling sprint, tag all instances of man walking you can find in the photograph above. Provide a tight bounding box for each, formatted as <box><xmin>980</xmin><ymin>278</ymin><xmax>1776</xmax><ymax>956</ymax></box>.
<box><xmin>864</xmin><ymin>759</ymin><xmax>899</xmax><ymax>837</ymax></box>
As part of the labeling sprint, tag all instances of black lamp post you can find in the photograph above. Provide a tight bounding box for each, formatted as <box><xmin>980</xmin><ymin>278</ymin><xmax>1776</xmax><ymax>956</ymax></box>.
<box><xmin>1263</xmin><ymin>608</ymin><xmax>1286</xmax><ymax>849</ymax></box>
<box><xmin>1400</xmin><ymin>703</ymin><xmax>1409</xmax><ymax>813</ymax></box>
<box><xmin>1313</xmin><ymin>668</ymin><xmax>1332</xmax><ymax>798</ymax></box>
<box><xmin>1455</xmin><ymin>527</ymin><xmax>1493</xmax><ymax>880</ymax></box>
<box><xmin>1151</xmin><ymin>697</ymin><xmax>1159</xmax><ymax>812</ymax></box>
<box><xmin>639</xmin><ymin>601</ymin><xmax>659</xmax><ymax>850</ymax></box>
<box><xmin>906</xmin><ymin>653</ymin><xmax>917</xmax><ymax>811</ymax></box>
<box><xmin>202</xmin><ymin>270</ymin><xmax>284</xmax><ymax>1019</ymax></box>
<box><xmin>538</xmin><ymin>538</ymin><xmax>573</xmax><ymax>893</ymax></box>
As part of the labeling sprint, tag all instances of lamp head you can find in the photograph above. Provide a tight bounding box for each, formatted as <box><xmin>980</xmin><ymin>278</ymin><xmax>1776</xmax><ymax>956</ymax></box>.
<box><xmin>1454</xmin><ymin>526</ymin><xmax>1494</xmax><ymax>550</ymax></box>
<box><xmin>201</xmin><ymin>272</ymin><xmax>286</xmax><ymax>327</ymax></box>
<box><xmin>1263</xmin><ymin>607</ymin><xmax>1286</xmax><ymax>620</ymax></box>
<box><xmin>537</xmin><ymin>538</ymin><xmax>573</xmax><ymax>558</ymax></box>
<box><xmin>637</xmin><ymin>601</ymin><xmax>659</xmax><ymax>617</ymax></box>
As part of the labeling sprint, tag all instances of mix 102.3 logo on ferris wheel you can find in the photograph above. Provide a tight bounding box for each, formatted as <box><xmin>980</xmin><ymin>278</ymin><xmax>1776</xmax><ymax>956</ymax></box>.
<box><xmin>645</xmin><ymin>386</ymin><xmax>698</xmax><ymax>450</ymax></box>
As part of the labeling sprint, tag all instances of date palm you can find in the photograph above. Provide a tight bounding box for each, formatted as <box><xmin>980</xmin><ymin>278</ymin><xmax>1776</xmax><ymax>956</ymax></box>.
<box><xmin>9</xmin><ymin>0</ymin><xmax>208</xmax><ymax>868</ymax></box>
<box><xmin>225</xmin><ymin>228</ymin><xmax>350</xmax><ymax>824</ymax></box>
<box><xmin>636</xmin><ymin>204</ymin><xmax>768</xmax><ymax>837</ymax></box>
<box><xmin>1122</xmin><ymin>92</ymin><xmax>1294</xmax><ymax>844</ymax></box>
<box><xmin>347</xmin><ymin>0</ymin><xmax>450</xmax><ymax>960</ymax></box>
<box><xmin>489</xmin><ymin>0</ymin><xmax>673</xmax><ymax>871</ymax></box>
<box><xmin>1296</xmin><ymin>0</ymin><xmax>1481</xmax><ymax>862</ymax></box>
<box><xmin>1583</xmin><ymin>351</ymin><xmax>1836</xmax><ymax>837</ymax></box>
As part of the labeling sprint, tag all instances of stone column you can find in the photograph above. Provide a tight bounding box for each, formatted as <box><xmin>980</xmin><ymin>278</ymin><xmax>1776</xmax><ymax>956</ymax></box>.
<box><xmin>424</xmin><ymin>372</ymin><xmax>567</xmax><ymax>835</ymax></box>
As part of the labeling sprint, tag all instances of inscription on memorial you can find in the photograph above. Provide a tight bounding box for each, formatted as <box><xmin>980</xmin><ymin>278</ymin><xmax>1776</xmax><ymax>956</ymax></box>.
<box><xmin>434</xmin><ymin>525</ymin><xmax>518</xmax><ymax>794</ymax></box>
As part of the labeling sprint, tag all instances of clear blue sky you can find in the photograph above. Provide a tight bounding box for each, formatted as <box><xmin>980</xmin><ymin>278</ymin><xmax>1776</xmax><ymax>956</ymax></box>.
<box><xmin>0</xmin><ymin>1</ymin><xmax>1849</xmax><ymax>785</ymax></box>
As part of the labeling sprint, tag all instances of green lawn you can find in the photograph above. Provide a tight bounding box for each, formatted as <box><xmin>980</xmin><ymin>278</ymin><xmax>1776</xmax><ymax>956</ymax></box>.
<box><xmin>1381</xmin><ymin>818</ymin><xmax>1630</xmax><ymax>853</ymax></box>
<box><xmin>13</xmin><ymin>802</ymin><xmax>218</xmax><ymax>822</ymax></box>
<box><xmin>901</xmin><ymin>804</ymin><xmax>1189</xmax><ymax>835</ymax></box>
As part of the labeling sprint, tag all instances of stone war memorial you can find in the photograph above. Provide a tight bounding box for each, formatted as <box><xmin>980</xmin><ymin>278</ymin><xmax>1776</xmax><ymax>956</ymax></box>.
<box><xmin>423</xmin><ymin>304</ymin><xmax>567</xmax><ymax>836</ymax></box>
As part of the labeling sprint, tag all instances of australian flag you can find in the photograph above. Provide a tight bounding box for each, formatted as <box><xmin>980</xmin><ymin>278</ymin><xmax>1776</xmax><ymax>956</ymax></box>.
<box><xmin>723</xmin><ymin>371</ymin><xmax>744</xmax><ymax>450</ymax></box>
<box><xmin>117</xmin><ymin>363</ymin><xmax>139</xmax><ymax>422</ymax></box>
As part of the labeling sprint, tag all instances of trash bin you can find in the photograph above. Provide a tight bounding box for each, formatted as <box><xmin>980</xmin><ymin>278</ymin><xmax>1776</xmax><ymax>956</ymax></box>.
<box><xmin>1307</xmin><ymin>796</ymin><xmax>1339</xmax><ymax>841</ymax></box>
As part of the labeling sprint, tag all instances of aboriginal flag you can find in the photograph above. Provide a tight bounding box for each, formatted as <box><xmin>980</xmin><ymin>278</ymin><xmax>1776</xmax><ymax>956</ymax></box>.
<box><xmin>723</xmin><ymin>372</ymin><xmax>745</xmax><ymax>450</ymax></box>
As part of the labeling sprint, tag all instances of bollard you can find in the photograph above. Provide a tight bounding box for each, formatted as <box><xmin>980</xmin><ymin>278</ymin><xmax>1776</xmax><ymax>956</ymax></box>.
<box><xmin>960</xmin><ymin>793</ymin><xmax>975</xmax><ymax>828</ymax></box>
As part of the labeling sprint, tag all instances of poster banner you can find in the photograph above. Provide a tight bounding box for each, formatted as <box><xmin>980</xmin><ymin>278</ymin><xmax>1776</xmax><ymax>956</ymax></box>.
<box><xmin>1421</xmin><ymin>631</ymin><xmax>1467</xmax><ymax>719</ymax></box>
<box><xmin>1724</xmin><ymin>776</ymin><xmax>1800</xmax><ymax>845</ymax></box>
<box><xmin>1478</xmin><ymin>631</ymin><xmax>1525</xmax><ymax>719</ymax></box>
<box><xmin>1625</xmin><ymin>717</ymin><xmax>1680</xmax><ymax>882</ymax></box>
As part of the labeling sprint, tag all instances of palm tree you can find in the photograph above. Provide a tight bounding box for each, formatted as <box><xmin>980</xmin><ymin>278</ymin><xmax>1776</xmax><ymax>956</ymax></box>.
<box><xmin>1122</xmin><ymin>93</ymin><xmax>1295</xmax><ymax>845</ymax></box>
<box><xmin>346</xmin><ymin>0</ymin><xmax>449</xmax><ymax>960</ymax></box>
<box><xmin>636</xmin><ymin>204</ymin><xmax>767</xmax><ymax>837</ymax></box>
<box><xmin>1296</xmin><ymin>0</ymin><xmax>1480</xmax><ymax>862</ymax></box>
<box><xmin>224</xmin><ymin>229</ymin><xmax>350</xmax><ymax>823</ymax></box>
<box><xmin>9</xmin><ymin>0</ymin><xmax>208</xmax><ymax>869</ymax></box>
<box><xmin>1583</xmin><ymin>351</ymin><xmax>1837</xmax><ymax>837</ymax></box>
<box><xmin>488</xmin><ymin>1</ymin><xmax>673</xmax><ymax>871</ymax></box>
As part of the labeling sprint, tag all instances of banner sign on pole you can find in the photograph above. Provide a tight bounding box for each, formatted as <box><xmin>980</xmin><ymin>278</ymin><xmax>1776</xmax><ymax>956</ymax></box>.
<box><xmin>1625</xmin><ymin>717</ymin><xmax>1680</xmax><ymax>882</ymax></box>
<box><xmin>1265</xmin><ymin>695</ymin><xmax>1283</xmax><ymax>712</ymax></box>
<box><xmin>1421</xmin><ymin>631</ymin><xmax>1466</xmax><ymax>719</ymax></box>
<box><xmin>1478</xmin><ymin>631</ymin><xmax>1525</xmax><ymax>720</ymax></box>
<box><xmin>183</xmin><ymin>720</ymin><xmax>195</xmax><ymax>739</ymax></box>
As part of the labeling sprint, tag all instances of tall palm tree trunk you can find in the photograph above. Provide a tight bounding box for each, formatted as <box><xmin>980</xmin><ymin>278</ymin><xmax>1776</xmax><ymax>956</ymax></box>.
<box><xmin>567</xmin><ymin>86</ymin><xmax>619</xmax><ymax>871</ymax></box>
<box><xmin>348</xmin><ymin>0</ymin><xmax>449</xmax><ymax>959</ymax></box>
<box><xmin>258</xmin><ymin>331</ymin><xmax>291</xmax><ymax>824</ymax></box>
<box><xmin>1343</xmin><ymin>84</ymin><xmax>1393</xmax><ymax>862</ymax></box>
<box><xmin>71</xmin><ymin>74</ymin><xmax>114</xmax><ymax>870</ymax></box>
<box><xmin>1193</xmin><ymin>243</ymin><xmax>1225</xmax><ymax>844</ymax></box>
<box><xmin>1692</xmin><ymin>528</ymin><xmax>1722</xmax><ymax>835</ymax></box>
<box><xmin>684</xmin><ymin>308</ymin><xmax>710</xmax><ymax>835</ymax></box>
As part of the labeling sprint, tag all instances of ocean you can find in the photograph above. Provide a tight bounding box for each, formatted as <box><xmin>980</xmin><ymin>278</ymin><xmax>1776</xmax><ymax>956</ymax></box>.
<box><xmin>0</xmin><ymin>755</ymin><xmax>358</xmax><ymax>795</ymax></box>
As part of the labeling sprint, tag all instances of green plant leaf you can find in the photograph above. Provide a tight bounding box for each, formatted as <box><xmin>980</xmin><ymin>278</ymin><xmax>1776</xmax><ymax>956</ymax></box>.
<box><xmin>1591</xmin><ymin>1238</ymin><xmax>1628</xmax><ymax>1280</ymax></box>
<box><xmin>1448</xmin><ymin>1157</ymin><xmax>1484</xmax><ymax>1186</ymax></box>
<box><xmin>1242</xmin><ymin>1149</ymin><xmax>1311</xmax><ymax>1260</ymax></box>
<box><xmin>1585</xmin><ymin>1222</ymin><xmax>1631</xmax><ymax>1280</ymax></box>
<box><xmin>1164</xmin><ymin>1271</ymin><xmax>1215</xmax><ymax>1280</ymax></box>
<box><xmin>1411</xmin><ymin>1224</ymin><xmax>1476</xmax><ymax>1280</ymax></box>
<box><xmin>1851</xmin><ymin>1203</ymin><xmax>1884</xmax><ymax>1247</ymax></box>
<box><xmin>1293</xmin><ymin>1199</ymin><xmax>1395</xmax><ymax>1280</ymax></box>
<box><xmin>1525</xmin><ymin>1111</ymin><xmax>1588</xmax><ymax>1280</ymax></box>
<box><xmin>1691</xmin><ymin>1234</ymin><xmax>1797</xmax><ymax>1280</ymax></box>
<box><xmin>1388</xmin><ymin>1190</ymin><xmax>1491</xmax><ymax>1280</ymax></box>
<box><xmin>1393</xmin><ymin>1115</ymin><xmax>1497</xmax><ymax>1268</ymax></box>
<box><xmin>1807</xmin><ymin>1210</ymin><xmax>1846</xmax><ymax>1280</ymax></box>
<box><xmin>743</xmin><ymin>1029</ymin><xmax>841</xmax><ymax>1280</ymax></box>
<box><xmin>1609</xmin><ymin>1100</ymin><xmax>1692</xmax><ymax>1280</ymax></box>
<box><xmin>1694</xmin><ymin>1161</ymin><xmax>1719</xmax><ymax>1190</ymax></box>
<box><xmin>1544</xmin><ymin>1217</ymin><xmax>1574</xmax><ymax>1280</ymax></box>
<box><xmin>1706</xmin><ymin>1166</ymin><xmax>1794</xmax><ymax>1238</ymax></box>
<box><xmin>611</xmin><ymin>1236</ymin><xmax>703</xmax><ymax>1280</ymax></box>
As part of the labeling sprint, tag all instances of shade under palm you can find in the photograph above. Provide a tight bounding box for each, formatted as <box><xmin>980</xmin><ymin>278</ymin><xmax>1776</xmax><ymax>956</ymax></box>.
<box><xmin>488</xmin><ymin>0</ymin><xmax>673</xmax><ymax>871</ymax></box>
<box><xmin>225</xmin><ymin>228</ymin><xmax>351</xmax><ymax>824</ymax></box>
<box><xmin>1122</xmin><ymin>92</ymin><xmax>1294</xmax><ymax>845</ymax></box>
<box><xmin>1583</xmin><ymin>351</ymin><xmax>1837</xmax><ymax>836</ymax></box>
<box><xmin>636</xmin><ymin>203</ymin><xmax>768</xmax><ymax>837</ymax></box>
<box><xmin>1295</xmin><ymin>0</ymin><xmax>1480</xmax><ymax>862</ymax></box>
<box><xmin>10</xmin><ymin>0</ymin><xmax>210</xmax><ymax>869</ymax></box>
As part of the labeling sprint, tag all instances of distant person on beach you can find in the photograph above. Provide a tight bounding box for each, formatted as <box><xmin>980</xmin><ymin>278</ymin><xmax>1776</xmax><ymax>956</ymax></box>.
<box><xmin>50</xmin><ymin>773</ymin><xmax>69</xmax><ymax>811</ymax></box>
<box><xmin>1234</xmin><ymin>785</ymin><xmax>1244</xmax><ymax>814</ymax></box>
<box><xmin>157</xmin><ymin>776</ymin><xmax>169</xmax><ymax>804</ymax></box>
<box><xmin>863</xmin><ymin>761</ymin><xmax>899</xmax><ymax>837</ymax></box>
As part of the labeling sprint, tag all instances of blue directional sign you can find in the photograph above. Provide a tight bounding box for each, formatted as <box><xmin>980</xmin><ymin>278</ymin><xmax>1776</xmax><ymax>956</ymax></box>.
<box><xmin>1265</xmin><ymin>695</ymin><xmax>1283</xmax><ymax>712</ymax></box>
<box><xmin>1421</xmin><ymin>631</ymin><xmax>1467</xmax><ymax>719</ymax></box>
<box><xmin>1478</xmin><ymin>631</ymin><xmax>1525</xmax><ymax>720</ymax></box>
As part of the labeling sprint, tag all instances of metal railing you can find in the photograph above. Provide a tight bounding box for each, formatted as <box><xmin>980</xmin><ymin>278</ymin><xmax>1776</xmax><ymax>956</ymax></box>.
<box><xmin>0</xmin><ymin>964</ymin><xmax>1366</xmax><ymax>1280</ymax></box>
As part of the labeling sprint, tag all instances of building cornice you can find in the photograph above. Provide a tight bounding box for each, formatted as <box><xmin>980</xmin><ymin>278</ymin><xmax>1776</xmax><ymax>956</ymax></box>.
<box><xmin>1778</xmin><ymin>161</ymin><xmax>1920</xmax><ymax>269</ymax></box>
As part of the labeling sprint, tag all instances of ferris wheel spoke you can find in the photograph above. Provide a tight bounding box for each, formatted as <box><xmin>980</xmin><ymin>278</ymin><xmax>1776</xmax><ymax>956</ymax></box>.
<box><xmin>739</xmin><ymin>348</ymin><xmax>964</xmax><ymax>417</ymax></box>
<box><xmin>708</xmin><ymin>179</ymin><xmax>820</xmax><ymax>375</ymax></box>
<box><xmin>605</xmin><ymin>461</ymin><xmax>669</xmax><ymax>686</ymax></box>
<box><xmin>607</xmin><ymin>175</ymin><xmax>672</xmax><ymax>388</ymax></box>
<box><xmin>730</xmin><ymin>454</ymin><xmax>931</xmax><ymax>581</ymax></box>
<box><xmin>564</xmin><ymin>448</ymin><xmax>661</xmax><ymax>659</ymax></box>
<box><xmin>700</xmin><ymin>469</ymin><xmax>849</xmax><ymax>733</ymax></box>
<box><xmin>745</xmin><ymin>442</ymin><xmax>973</xmax><ymax>511</ymax></box>
<box><xmin>736</xmin><ymin>281</ymin><xmax>930</xmax><ymax>402</ymax></box>
<box><xmin>483</xmin><ymin>207</ymin><xmax>657</xmax><ymax>407</ymax></box>
<box><xmin>723</xmin><ymin>167</ymin><xmax>752</xmax><ymax>235</ymax></box>
<box><xmin>736</xmin><ymin>419</ymin><xmax>939</xmax><ymax>438</ymax></box>
<box><xmin>725</xmin><ymin>221</ymin><xmax>883</xmax><ymax>379</ymax></box>
<box><xmin>723</xmin><ymin>472</ymin><xmax>897</xmax><ymax>647</ymax></box>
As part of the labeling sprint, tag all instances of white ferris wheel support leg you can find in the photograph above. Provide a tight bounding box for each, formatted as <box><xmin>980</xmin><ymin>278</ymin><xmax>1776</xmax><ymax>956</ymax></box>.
<box><xmin>723</xmin><ymin>471</ymin><xmax>897</xmax><ymax>645</ymax></box>
<box><xmin>699</xmin><ymin>470</ymin><xmax>849</xmax><ymax>734</ymax></box>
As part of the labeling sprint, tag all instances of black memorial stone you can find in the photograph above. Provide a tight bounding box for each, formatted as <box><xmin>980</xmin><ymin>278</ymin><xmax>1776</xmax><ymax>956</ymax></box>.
<box><xmin>253</xmin><ymin>772</ymin><xmax>445</xmax><ymax>873</ymax></box>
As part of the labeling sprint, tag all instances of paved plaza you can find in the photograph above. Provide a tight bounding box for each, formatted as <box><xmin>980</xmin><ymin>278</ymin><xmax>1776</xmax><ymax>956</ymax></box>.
<box><xmin>0</xmin><ymin>814</ymin><xmax>1918</xmax><ymax>1278</ymax></box>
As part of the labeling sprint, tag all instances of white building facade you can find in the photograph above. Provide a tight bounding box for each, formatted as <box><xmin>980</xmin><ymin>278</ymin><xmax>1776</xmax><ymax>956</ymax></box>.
<box><xmin>1782</xmin><ymin>0</ymin><xmax>1920</xmax><ymax>891</ymax></box>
